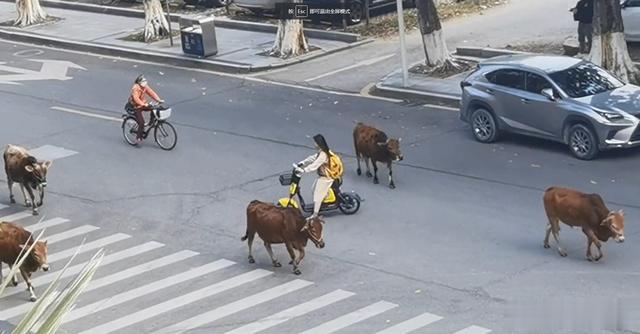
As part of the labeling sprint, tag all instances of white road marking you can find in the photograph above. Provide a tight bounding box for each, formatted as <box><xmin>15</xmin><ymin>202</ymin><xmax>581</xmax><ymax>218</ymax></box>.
<box><xmin>48</xmin><ymin>233</ymin><xmax>130</xmax><ymax>263</ymax></box>
<box><xmin>299</xmin><ymin>301</ymin><xmax>399</xmax><ymax>334</ymax></box>
<box><xmin>304</xmin><ymin>54</ymin><xmax>396</xmax><ymax>82</ymax></box>
<box><xmin>0</xmin><ymin>241</ymin><xmax>164</xmax><ymax>300</ymax></box>
<box><xmin>0</xmin><ymin>204</ymin><xmax>7</xmax><ymax>210</ymax></box>
<box><xmin>225</xmin><ymin>289</ymin><xmax>355</xmax><ymax>334</ymax></box>
<box><xmin>454</xmin><ymin>325</ymin><xmax>492</xmax><ymax>334</ymax></box>
<box><xmin>0</xmin><ymin>211</ymin><xmax>33</xmax><ymax>222</ymax></box>
<box><xmin>50</xmin><ymin>106</ymin><xmax>121</xmax><ymax>122</ymax></box>
<box><xmin>154</xmin><ymin>279</ymin><xmax>314</xmax><ymax>334</ymax></box>
<box><xmin>0</xmin><ymin>59</ymin><xmax>85</xmax><ymax>83</ymax></box>
<box><xmin>1</xmin><ymin>250</ymin><xmax>201</xmax><ymax>320</ymax></box>
<box><xmin>80</xmin><ymin>269</ymin><xmax>273</xmax><ymax>334</ymax></box>
<box><xmin>64</xmin><ymin>259</ymin><xmax>234</xmax><ymax>324</ymax></box>
<box><xmin>28</xmin><ymin>145</ymin><xmax>78</xmax><ymax>161</ymax></box>
<box><xmin>375</xmin><ymin>312</ymin><xmax>443</xmax><ymax>334</ymax></box>
<box><xmin>46</xmin><ymin>225</ymin><xmax>99</xmax><ymax>244</ymax></box>
<box><xmin>25</xmin><ymin>217</ymin><xmax>70</xmax><ymax>232</ymax></box>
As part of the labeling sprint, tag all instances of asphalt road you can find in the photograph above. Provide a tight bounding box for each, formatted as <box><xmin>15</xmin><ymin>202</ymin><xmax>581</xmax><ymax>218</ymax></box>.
<box><xmin>1</xmin><ymin>39</ymin><xmax>640</xmax><ymax>334</ymax></box>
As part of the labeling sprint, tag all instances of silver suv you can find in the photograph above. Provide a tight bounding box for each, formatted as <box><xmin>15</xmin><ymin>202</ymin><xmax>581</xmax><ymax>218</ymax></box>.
<box><xmin>459</xmin><ymin>55</ymin><xmax>640</xmax><ymax>160</ymax></box>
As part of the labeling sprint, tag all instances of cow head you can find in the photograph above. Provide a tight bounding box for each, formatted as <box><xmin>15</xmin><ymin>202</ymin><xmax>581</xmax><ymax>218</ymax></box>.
<box><xmin>377</xmin><ymin>138</ymin><xmax>404</xmax><ymax>161</ymax></box>
<box><xmin>25</xmin><ymin>160</ymin><xmax>52</xmax><ymax>188</ymax></box>
<box><xmin>20</xmin><ymin>240</ymin><xmax>49</xmax><ymax>271</ymax></box>
<box><xmin>301</xmin><ymin>217</ymin><xmax>325</xmax><ymax>249</ymax></box>
<box><xmin>601</xmin><ymin>210</ymin><xmax>625</xmax><ymax>243</ymax></box>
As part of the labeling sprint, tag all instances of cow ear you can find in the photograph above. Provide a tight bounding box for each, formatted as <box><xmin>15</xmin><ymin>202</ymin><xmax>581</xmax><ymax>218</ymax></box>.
<box><xmin>43</xmin><ymin>240</ymin><xmax>48</xmax><ymax>246</ymax></box>
<box><xmin>43</xmin><ymin>160</ymin><xmax>52</xmax><ymax>169</ymax></box>
<box><xmin>601</xmin><ymin>217</ymin><xmax>611</xmax><ymax>226</ymax></box>
<box><xmin>25</xmin><ymin>165</ymin><xmax>34</xmax><ymax>173</ymax></box>
<box><xmin>619</xmin><ymin>209</ymin><xmax>624</xmax><ymax>216</ymax></box>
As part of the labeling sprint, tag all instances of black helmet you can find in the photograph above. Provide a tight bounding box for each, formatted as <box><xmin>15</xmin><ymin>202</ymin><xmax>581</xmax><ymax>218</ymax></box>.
<box><xmin>134</xmin><ymin>75</ymin><xmax>147</xmax><ymax>84</ymax></box>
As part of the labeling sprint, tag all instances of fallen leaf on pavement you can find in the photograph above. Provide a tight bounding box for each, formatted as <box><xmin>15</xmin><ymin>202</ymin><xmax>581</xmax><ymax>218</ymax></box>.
<box><xmin>334</xmin><ymin>101</ymin><xmax>339</xmax><ymax>104</ymax></box>
<box><xmin>368</xmin><ymin>252</ymin><xmax>376</xmax><ymax>256</ymax></box>
<box><xmin>590</xmin><ymin>180</ymin><xmax>597</xmax><ymax>184</ymax></box>
<box><xmin>415</xmin><ymin>289</ymin><xmax>422</xmax><ymax>294</ymax></box>
<box><xmin>530</xmin><ymin>164</ymin><xmax>541</xmax><ymax>168</ymax></box>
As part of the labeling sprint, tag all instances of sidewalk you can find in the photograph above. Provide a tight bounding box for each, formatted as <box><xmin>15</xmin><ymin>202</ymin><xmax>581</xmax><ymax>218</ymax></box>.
<box><xmin>0</xmin><ymin>1</ymin><xmax>367</xmax><ymax>73</ymax></box>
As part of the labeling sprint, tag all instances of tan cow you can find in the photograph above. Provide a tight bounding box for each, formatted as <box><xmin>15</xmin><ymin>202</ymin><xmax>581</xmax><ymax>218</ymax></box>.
<box><xmin>543</xmin><ymin>187</ymin><xmax>625</xmax><ymax>262</ymax></box>
<box><xmin>242</xmin><ymin>200</ymin><xmax>325</xmax><ymax>275</ymax></box>
<box><xmin>3</xmin><ymin>145</ymin><xmax>52</xmax><ymax>215</ymax></box>
<box><xmin>353</xmin><ymin>123</ymin><xmax>403</xmax><ymax>189</ymax></box>
<box><xmin>0</xmin><ymin>222</ymin><xmax>49</xmax><ymax>301</ymax></box>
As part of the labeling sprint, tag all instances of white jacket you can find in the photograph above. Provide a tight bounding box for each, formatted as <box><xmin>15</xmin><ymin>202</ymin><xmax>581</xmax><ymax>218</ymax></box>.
<box><xmin>298</xmin><ymin>151</ymin><xmax>328</xmax><ymax>176</ymax></box>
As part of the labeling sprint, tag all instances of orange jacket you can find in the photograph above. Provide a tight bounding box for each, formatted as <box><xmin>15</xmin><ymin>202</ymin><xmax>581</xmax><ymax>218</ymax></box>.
<box><xmin>129</xmin><ymin>84</ymin><xmax>161</xmax><ymax>109</ymax></box>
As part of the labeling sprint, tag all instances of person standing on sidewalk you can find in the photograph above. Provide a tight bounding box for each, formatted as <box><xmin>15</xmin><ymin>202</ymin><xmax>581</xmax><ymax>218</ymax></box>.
<box><xmin>571</xmin><ymin>0</ymin><xmax>594</xmax><ymax>54</ymax></box>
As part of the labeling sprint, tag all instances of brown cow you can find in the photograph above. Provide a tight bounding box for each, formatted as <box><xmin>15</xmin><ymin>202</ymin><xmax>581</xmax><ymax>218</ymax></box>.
<box><xmin>242</xmin><ymin>200</ymin><xmax>325</xmax><ymax>275</ymax></box>
<box><xmin>353</xmin><ymin>123</ymin><xmax>403</xmax><ymax>189</ymax></box>
<box><xmin>543</xmin><ymin>187</ymin><xmax>625</xmax><ymax>262</ymax></box>
<box><xmin>0</xmin><ymin>222</ymin><xmax>49</xmax><ymax>301</ymax></box>
<box><xmin>3</xmin><ymin>145</ymin><xmax>52</xmax><ymax>215</ymax></box>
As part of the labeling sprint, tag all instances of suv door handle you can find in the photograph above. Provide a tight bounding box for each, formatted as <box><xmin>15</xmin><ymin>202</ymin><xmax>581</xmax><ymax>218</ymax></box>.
<box><xmin>521</xmin><ymin>98</ymin><xmax>530</xmax><ymax>104</ymax></box>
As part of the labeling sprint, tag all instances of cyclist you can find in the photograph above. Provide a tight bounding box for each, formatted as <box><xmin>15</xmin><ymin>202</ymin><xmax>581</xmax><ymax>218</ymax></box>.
<box><xmin>128</xmin><ymin>75</ymin><xmax>164</xmax><ymax>145</ymax></box>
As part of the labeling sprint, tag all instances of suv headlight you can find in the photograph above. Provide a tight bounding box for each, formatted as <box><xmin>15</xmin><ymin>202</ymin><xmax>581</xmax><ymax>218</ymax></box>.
<box><xmin>595</xmin><ymin>109</ymin><xmax>624</xmax><ymax>121</ymax></box>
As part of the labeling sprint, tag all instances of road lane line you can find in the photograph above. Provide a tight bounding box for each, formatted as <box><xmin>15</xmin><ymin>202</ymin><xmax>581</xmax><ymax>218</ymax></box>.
<box><xmin>48</xmin><ymin>233</ymin><xmax>130</xmax><ymax>263</ymax></box>
<box><xmin>51</xmin><ymin>106</ymin><xmax>120</xmax><ymax>122</ymax></box>
<box><xmin>225</xmin><ymin>289</ymin><xmax>355</xmax><ymax>334</ymax></box>
<box><xmin>375</xmin><ymin>312</ymin><xmax>443</xmax><ymax>334</ymax></box>
<box><xmin>0</xmin><ymin>241</ymin><xmax>164</xmax><ymax>300</ymax></box>
<box><xmin>154</xmin><ymin>279</ymin><xmax>314</xmax><ymax>334</ymax></box>
<box><xmin>304</xmin><ymin>54</ymin><xmax>396</xmax><ymax>82</ymax></box>
<box><xmin>2</xmin><ymin>250</ymin><xmax>201</xmax><ymax>320</ymax></box>
<box><xmin>299</xmin><ymin>301</ymin><xmax>399</xmax><ymax>334</ymax></box>
<box><xmin>46</xmin><ymin>225</ymin><xmax>98</xmax><ymax>244</ymax></box>
<box><xmin>79</xmin><ymin>269</ymin><xmax>273</xmax><ymax>334</ymax></box>
<box><xmin>64</xmin><ymin>259</ymin><xmax>234</xmax><ymax>324</ymax></box>
<box><xmin>454</xmin><ymin>325</ymin><xmax>492</xmax><ymax>334</ymax></box>
<box><xmin>24</xmin><ymin>217</ymin><xmax>70</xmax><ymax>232</ymax></box>
<box><xmin>0</xmin><ymin>211</ymin><xmax>33</xmax><ymax>222</ymax></box>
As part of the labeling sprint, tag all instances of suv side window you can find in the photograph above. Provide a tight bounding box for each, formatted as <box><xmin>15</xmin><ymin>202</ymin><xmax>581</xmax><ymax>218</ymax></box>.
<box><xmin>486</xmin><ymin>69</ymin><xmax>525</xmax><ymax>90</ymax></box>
<box><xmin>525</xmin><ymin>72</ymin><xmax>553</xmax><ymax>95</ymax></box>
<box><xmin>626</xmin><ymin>0</ymin><xmax>640</xmax><ymax>7</ymax></box>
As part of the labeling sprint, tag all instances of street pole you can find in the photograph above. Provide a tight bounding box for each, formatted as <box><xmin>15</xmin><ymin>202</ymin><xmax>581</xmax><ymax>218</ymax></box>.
<box><xmin>341</xmin><ymin>0</ymin><xmax>347</xmax><ymax>31</ymax></box>
<box><xmin>165</xmin><ymin>0</ymin><xmax>174</xmax><ymax>46</ymax></box>
<box><xmin>365</xmin><ymin>0</ymin><xmax>370</xmax><ymax>26</ymax></box>
<box><xmin>396</xmin><ymin>0</ymin><xmax>408</xmax><ymax>87</ymax></box>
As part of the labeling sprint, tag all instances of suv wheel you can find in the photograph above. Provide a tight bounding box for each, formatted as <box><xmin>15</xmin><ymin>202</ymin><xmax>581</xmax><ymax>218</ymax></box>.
<box><xmin>568</xmin><ymin>124</ymin><xmax>599</xmax><ymax>160</ymax></box>
<box><xmin>348</xmin><ymin>0</ymin><xmax>363</xmax><ymax>25</ymax></box>
<box><xmin>471</xmin><ymin>108</ymin><xmax>499</xmax><ymax>143</ymax></box>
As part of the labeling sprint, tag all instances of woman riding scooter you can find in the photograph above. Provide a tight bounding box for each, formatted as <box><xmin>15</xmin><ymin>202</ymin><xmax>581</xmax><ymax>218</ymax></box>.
<box><xmin>295</xmin><ymin>134</ymin><xmax>340</xmax><ymax>220</ymax></box>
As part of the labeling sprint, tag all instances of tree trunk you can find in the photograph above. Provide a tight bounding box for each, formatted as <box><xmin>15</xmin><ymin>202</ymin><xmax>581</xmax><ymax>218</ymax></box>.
<box><xmin>588</xmin><ymin>0</ymin><xmax>639</xmax><ymax>84</ymax></box>
<box><xmin>143</xmin><ymin>0</ymin><xmax>170</xmax><ymax>43</ymax></box>
<box><xmin>269</xmin><ymin>0</ymin><xmax>309</xmax><ymax>59</ymax></box>
<box><xmin>415</xmin><ymin>0</ymin><xmax>458</xmax><ymax>71</ymax></box>
<box><xmin>14</xmin><ymin>0</ymin><xmax>47</xmax><ymax>27</ymax></box>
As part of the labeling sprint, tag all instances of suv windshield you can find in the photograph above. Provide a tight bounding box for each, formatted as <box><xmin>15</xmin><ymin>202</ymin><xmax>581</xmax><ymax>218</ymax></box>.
<box><xmin>549</xmin><ymin>62</ymin><xmax>624</xmax><ymax>98</ymax></box>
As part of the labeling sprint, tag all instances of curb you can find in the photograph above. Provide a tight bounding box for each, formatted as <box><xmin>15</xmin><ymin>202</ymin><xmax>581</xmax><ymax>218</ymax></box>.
<box><xmin>0</xmin><ymin>27</ymin><xmax>372</xmax><ymax>74</ymax></box>
<box><xmin>455</xmin><ymin>46</ymin><xmax>526</xmax><ymax>59</ymax></box>
<box><xmin>0</xmin><ymin>0</ymin><xmax>360</xmax><ymax>43</ymax></box>
<box><xmin>371</xmin><ymin>82</ymin><xmax>460</xmax><ymax>108</ymax></box>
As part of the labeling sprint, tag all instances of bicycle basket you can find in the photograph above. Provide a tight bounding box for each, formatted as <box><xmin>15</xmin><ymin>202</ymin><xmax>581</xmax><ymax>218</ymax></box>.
<box><xmin>156</xmin><ymin>108</ymin><xmax>172</xmax><ymax>120</ymax></box>
<box><xmin>279</xmin><ymin>173</ymin><xmax>293</xmax><ymax>186</ymax></box>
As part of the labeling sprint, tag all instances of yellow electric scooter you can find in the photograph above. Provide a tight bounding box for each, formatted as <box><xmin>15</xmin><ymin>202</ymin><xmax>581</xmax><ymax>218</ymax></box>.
<box><xmin>277</xmin><ymin>167</ymin><xmax>361</xmax><ymax>215</ymax></box>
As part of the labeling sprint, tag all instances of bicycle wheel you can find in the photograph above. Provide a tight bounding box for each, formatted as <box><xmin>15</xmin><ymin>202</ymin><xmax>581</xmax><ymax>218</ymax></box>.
<box><xmin>122</xmin><ymin>117</ymin><xmax>139</xmax><ymax>146</ymax></box>
<box><xmin>154</xmin><ymin>121</ymin><xmax>177</xmax><ymax>150</ymax></box>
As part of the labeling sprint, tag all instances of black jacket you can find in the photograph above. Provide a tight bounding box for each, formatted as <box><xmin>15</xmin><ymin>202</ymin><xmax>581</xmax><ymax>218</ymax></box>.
<box><xmin>574</xmin><ymin>0</ymin><xmax>593</xmax><ymax>24</ymax></box>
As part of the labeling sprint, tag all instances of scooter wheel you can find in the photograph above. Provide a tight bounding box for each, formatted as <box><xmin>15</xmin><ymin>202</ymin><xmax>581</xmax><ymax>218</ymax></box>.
<box><xmin>338</xmin><ymin>193</ymin><xmax>360</xmax><ymax>215</ymax></box>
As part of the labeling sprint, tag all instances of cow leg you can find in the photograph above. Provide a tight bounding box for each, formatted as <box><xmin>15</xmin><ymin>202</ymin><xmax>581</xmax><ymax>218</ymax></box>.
<box><xmin>372</xmin><ymin>160</ymin><xmax>379</xmax><ymax>184</ymax></box>
<box><xmin>364</xmin><ymin>158</ymin><xmax>372</xmax><ymax>178</ymax></box>
<box><xmin>24</xmin><ymin>186</ymin><xmax>38</xmax><ymax>215</ymax></box>
<box><xmin>584</xmin><ymin>228</ymin><xmax>603</xmax><ymax>262</ymax></box>
<box><xmin>37</xmin><ymin>184</ymin><xmax>44</xmax><ymax>207</ymax></box>
<box><xmin>387</xmin><ymin>162</ymin><xmax>395</xmax><ymax>189</ymax></box>
<box><xmin>7</xmin><ymin>178</ymin><xmax>15</xmax><ymax>204</ymax></box>
<box><xmin>547</xmin><ymin>218</ymin><xmax>567</xmax><ymax>257</ymax></box>
<box><xmin>285</xmin><ymin>242</ymin><xmax>301</xmax><ymax>275</ymax></box>
<box><xmin>20</xmin><ymin>269</ymin><xmax>36</xmax><ymax>302</ymax></box>
<box><xmin>356</xmin><ymin>152</ymin><xmax>362</xmax><ymax>176</ymax></box>
<box><xmin>294</xmin><ymin>245</ymin><xmax>306</xmax><ymax>266</ymax></box>
<box><xmin>264</xmin><ymin>242</ymin><xmax>281</xmax><ymax>267</ymax></box>
<box><xmin>8</xmin><ymin>264</ymin><xmax>19</xmax><ymax>286</ymax></box>
<box><xmin>19</xmin><ymin>184</ymin><xmax>31</xmax><ymax>207</ymax></box>
<box><xmin>245</xmin><ymin>232</ymin><xmax>256</xmax><ymax>264</ymax></box>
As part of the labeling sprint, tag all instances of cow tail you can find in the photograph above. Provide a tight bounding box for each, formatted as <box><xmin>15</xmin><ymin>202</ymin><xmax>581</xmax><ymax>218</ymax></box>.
<box><xmin>353</xmin><ymin>126</ymin><xmax>360</xmax><ymax>158</ymax></box>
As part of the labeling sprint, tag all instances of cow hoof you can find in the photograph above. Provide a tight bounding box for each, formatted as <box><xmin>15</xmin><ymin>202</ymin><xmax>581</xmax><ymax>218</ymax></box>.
<box><xmin>357</xmin><ymin>168</ymin><xmax>362</xmax><ymax>176</ymax></box>
<box><xmin>273</xmin><ymin>261</ymin><xmax>282</xmax><ymax>268</ymax></box>
<box><xmin>543</xmin><ymin>243</ymin><xmax>550</xmax><ymax>249</ymax></box>
<box><xmin>24</xmin><ymin>202</ymin><xmax>31</xmax><ymax>207</ymax></box>
<box><xmin>289</xmin><ymin>260</ymin><xmax>294</xmax><ymax>265</ymax></box>
<box><xmin>366</xmin><ymin>172</ymin><xmax>372</xmax><ymax>178</ymax></box>
<box><xmin>293</xmin><ymin>269</ymin><xmax>302</xmax><ymax>275</ymax></box>
<box><xmin>587</xmin><ymin>256</ymin><xmax>594</xmax><ymax>262</ymax></box>
<box><xmin>389</xmin><ymin>183</ymin><xmax>395</xmax><ymax>189</ymax></box>
<box><xmin>29</xmin><ymin>296</ymin><xmax>37</xmax><ymax>302</ymax></box>
<box><xmin>11</xmin><ymin>281</ymin><xmax>18</xmax><ymax>287</ymax></box>
<box><xmin>10</xmin><ymin>198</ymin><xmax>15</xmax><ymax>204</ymax></box>
<box><xmin>32</xmin><ymin>211</ymin><xmax>39</xmax><ymax>216</ymax></box>
<box><xmin>373</xmin><ymin>178</ymin><xmax>379</xmax><ymax>184</ymax></box>
<box><xmin>37</xmin><ymin>202</ymin><xmax>43</xmax><ymax>207</ymax></box>
<box><xmin>559</xmin><ymin>251</ymin><xmax>568</xmax><ymax>257</ymax></box>
<box><xmin>248</xmin><ymin>256</ymin><xmax>255</xmax><ymax>264</ymax></box>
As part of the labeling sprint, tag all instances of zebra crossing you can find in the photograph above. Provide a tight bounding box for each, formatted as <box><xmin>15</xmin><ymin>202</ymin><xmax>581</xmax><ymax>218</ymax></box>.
<box><xmin>0</xmin><ymin>208</ymin><xmax>493</xmax><ymax>334</ymax></box>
